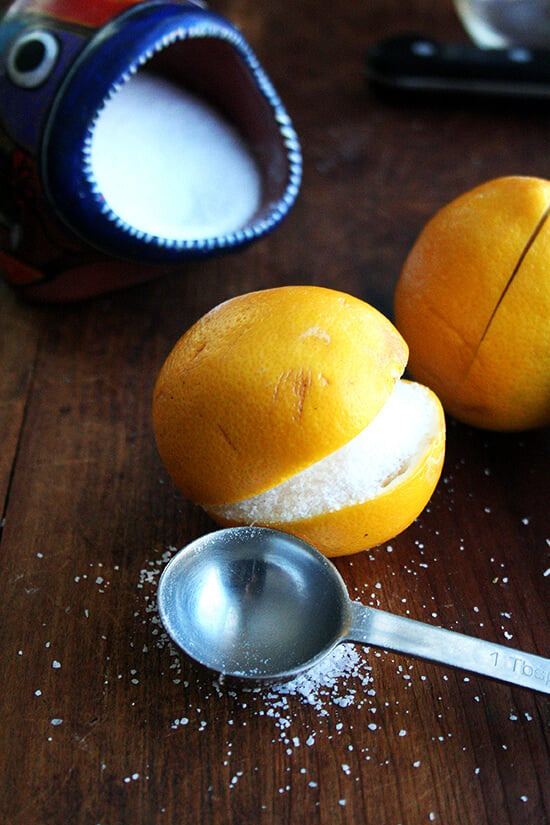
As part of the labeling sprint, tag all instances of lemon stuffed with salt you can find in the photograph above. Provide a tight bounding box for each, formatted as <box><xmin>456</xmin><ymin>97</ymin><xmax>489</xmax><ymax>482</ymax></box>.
<box><xmin>152</xmin><ymin>286</ymin><xmax>445</xmax><ymax>556</ymax></box>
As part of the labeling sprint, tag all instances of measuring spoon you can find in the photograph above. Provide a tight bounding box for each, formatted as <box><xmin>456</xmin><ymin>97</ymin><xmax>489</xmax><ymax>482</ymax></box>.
<box><xmin>157</xmin><ymin>526</ymin><xmax>550</xmax><ymax>693</ymax></box>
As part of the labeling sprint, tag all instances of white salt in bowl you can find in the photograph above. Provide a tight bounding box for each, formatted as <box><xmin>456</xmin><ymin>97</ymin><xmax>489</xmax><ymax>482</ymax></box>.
<box><xmin>42</xmin><ymin>3</ymin><xmax>302</xmax><ymax>262</ymax></box>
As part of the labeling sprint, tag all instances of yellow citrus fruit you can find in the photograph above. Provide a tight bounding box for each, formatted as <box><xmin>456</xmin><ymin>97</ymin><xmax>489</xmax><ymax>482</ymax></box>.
<box><xmin>394</xmin><ymin>176</ymin><xmax>550</xmax><ymax>431</ymax></box>
<box><xmin>153</xmin><ymin>285</ymin><xmax>445</xmax><ymax>556</ymax></box>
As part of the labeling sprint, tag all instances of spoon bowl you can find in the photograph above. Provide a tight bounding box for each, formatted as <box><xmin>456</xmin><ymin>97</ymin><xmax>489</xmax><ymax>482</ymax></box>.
<box><xmin>157</xmin><ymin>526</ymin><xmax>350</xmax><ymax>679</ymax></box>
<box><xmin>158</xmin><ymin>526</ymin><xmax>550</xmax><ymax>693</ymax></box>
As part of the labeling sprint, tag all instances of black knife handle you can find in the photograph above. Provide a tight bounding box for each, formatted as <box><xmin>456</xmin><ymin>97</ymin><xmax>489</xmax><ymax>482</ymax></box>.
<box><xmin>366</xmin><ymin>34</ymin><xmax>550</xmax><ymax>99</ymax></box>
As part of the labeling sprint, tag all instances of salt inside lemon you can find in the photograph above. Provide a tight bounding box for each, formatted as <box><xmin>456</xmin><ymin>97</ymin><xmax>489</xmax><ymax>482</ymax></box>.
<box><xmin>209</xmin><ymin>380</ymin><xmax>439</xmax><ymax>523</ymax></box>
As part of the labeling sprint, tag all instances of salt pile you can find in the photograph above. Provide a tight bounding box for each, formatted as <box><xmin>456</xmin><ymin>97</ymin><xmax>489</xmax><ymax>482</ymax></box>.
<box><xmin>89</xmin><ymin>71</ymin><xmax>261</xmax><ymax>241</ymax></box>
<box><xmin>266</xmin><ymin>644</ymin><xmax>373</xmax><ymax>713</ymax></box>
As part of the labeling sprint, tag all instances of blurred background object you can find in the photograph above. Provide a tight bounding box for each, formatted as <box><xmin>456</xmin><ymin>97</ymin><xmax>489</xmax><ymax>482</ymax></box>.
<box><xmin>454</xmin><ymin>0</ymin><xmax>550</xmax><ymax>47</ymax></box>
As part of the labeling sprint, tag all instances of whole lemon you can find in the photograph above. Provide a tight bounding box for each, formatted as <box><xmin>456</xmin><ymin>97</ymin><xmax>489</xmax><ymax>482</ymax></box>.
<box><xmin>394</xmin><ymin>176</ymin><xmax>550</xmax><ymax>431</ymax></box>
<box><xmin>153</xmin><ymin>286</ymin><xmax>445</xmax><ymax>556</ymax></box>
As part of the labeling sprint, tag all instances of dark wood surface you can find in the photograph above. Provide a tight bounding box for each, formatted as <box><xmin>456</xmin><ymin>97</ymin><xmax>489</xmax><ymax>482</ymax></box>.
<box><xmin>2</xmin><ymin>1</ymin><xmax>550</xmax><ymax>823</ymax></box>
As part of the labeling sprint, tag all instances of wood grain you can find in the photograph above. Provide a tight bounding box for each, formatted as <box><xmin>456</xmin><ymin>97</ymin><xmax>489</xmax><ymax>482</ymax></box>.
<box><xmin>1</xmin><ymin>1</ymin><xmax>549</xmax><ymax>823</ymax></box>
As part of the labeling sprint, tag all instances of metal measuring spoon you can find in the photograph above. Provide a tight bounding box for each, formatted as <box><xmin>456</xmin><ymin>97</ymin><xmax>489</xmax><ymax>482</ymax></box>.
<box><xmin>157</xmin><ymin>526</ymin><xmax>550</xmax><ymax>693</ymax></box>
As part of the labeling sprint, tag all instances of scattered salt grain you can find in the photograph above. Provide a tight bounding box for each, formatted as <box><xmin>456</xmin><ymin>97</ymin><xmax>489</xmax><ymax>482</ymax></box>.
<box><xmin>123</xmin><ymin>773</ymin><xmax>140</xmax><ymax>784</ymax></box>
<box><xmin>171</xmin><ymin>717</ymin><xmax>189</xmax><ymax>729</ymax></box>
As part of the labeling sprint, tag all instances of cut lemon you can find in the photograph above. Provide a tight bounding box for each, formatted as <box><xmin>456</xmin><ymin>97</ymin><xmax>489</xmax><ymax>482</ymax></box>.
<box><xmin>153</xmin><ymin>286</ymin><xmax>445</xmax><ymax>556</ymax></box>
<box><xmin>395</xmin><ymin>176</ymin><xmax>550</xmax><ymax>431</ymax></box>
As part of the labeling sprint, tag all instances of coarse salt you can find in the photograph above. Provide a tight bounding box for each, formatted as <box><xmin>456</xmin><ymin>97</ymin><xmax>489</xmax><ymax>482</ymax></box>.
<box><xmin>90</xmin><ymin>72</ymin><xmax>261</xmax><ymax>242</ymax></box>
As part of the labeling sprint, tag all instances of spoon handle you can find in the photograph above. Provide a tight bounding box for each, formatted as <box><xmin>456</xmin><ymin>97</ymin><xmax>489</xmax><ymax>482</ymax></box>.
<box><xmin>347</xmin><ymin>602</ymin><xmax>550</xmax><ymax>694</ymax></box>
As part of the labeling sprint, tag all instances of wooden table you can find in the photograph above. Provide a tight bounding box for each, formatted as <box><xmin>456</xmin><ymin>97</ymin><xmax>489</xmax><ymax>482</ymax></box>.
<box><xmin>1</xmin><ymin>1</ymin><xmax>549</xmax><ymax>823</ymax></box>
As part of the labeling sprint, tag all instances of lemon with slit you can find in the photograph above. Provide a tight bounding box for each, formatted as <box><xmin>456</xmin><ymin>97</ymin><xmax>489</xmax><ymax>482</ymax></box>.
<box><xmin>394</xmin><ymin>176</ymin><xmax>550</xmax><ymax>431</ymax></box>
<box><xmin>153</xmin><ymin>285</ymin><xmax>445</xmax><ymax>556</ymax></box>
